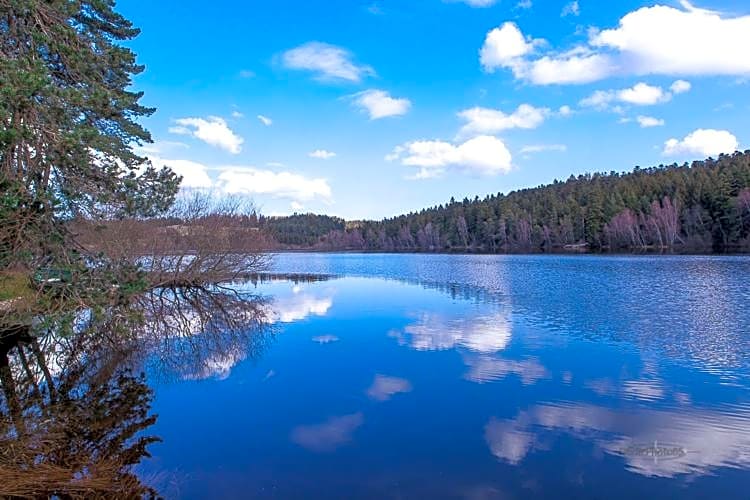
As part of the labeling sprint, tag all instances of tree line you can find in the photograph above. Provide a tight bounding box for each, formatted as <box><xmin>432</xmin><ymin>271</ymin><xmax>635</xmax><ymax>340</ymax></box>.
<box><xmin>269</xmin><ymin>151</ymin><xmax>750</xmax><ymax>253</ymax></box>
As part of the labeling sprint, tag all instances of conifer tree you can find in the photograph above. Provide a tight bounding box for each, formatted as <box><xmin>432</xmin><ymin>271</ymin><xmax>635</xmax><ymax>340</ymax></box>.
<box><xmin>0</xmin><ymin>0</ymin><xmax>180</xmax><ymax>266</ymax></box>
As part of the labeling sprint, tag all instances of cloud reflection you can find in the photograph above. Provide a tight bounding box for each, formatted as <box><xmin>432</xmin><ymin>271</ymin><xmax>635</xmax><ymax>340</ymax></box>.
<box><xmin>393</xmin><ymin>311</ymin><xmax>512</xmax><ymax>353</ymax></box>
<box><xmin>485</xmin><ymin>400</ymin><xmax>750</xmax><ymax>478</ymax></box>
<box><xmin>391</xmin><ymin>308</ymin><xmax>550</xmax><ymax>387</ymax></box>
<box><xmin>463</xmin><ymin>354</ymin><xmax>548</xmax><ymax>385</ymax></box>
<box><xmin>290</xmin><ymin>413</ymin><xmax>364</xmax><ymax>452</ymax></box>
<box><xmin>484</xmin><ymin>418</ymin><xmax>535</xmax><ymax>465</ymax></box>
<box><xmin>183</xmin><ymin>348</ymin><xmax>246</xmax><ymax>380</ymax></box>
<box><xmin>313</xmin><ymin>334</ymin><xmax>339</xmax><ymax>344</ymax></box>
<box><xmin>271</xmin><ymin>293</ymin><xmax>332</xmax><ymax>323</ymax></box>
<box><xmin>366</xmin><ymin>375</ymin><xmax>413</xmax><ymax>401</ymax></box>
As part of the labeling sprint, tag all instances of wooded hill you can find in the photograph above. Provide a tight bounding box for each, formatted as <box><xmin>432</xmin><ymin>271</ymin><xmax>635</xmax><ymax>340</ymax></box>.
<box><xmin>270</xmin><ymin>151</ymin><xmax>750</xmax><ymax>253</ymax></box>
<box><xmin>77</xmin><ymin>151</ymin><xmax>750</xmax><ymax>255</ymax></box>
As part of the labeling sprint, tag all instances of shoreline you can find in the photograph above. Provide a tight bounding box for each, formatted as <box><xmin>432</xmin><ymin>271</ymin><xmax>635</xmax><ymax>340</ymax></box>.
<box><xmin>267</xmin><ymin>248</ymin><xmax>750</xmax><ymax>257</ymax></box>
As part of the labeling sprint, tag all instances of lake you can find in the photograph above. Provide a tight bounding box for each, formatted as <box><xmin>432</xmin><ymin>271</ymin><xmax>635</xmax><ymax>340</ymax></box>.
<box><xmin>137</xmin><ymin>253</ymin><xmax>750</xmax><ymax>499</ymax></box>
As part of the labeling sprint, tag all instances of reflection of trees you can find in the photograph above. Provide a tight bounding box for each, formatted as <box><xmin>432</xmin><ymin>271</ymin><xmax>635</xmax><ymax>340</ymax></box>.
<box><xmin>0</xmin><ymin>327</ymin><xmax>158</xmax><ymax>498</ymax></box>
<box><xmin>132</xmin><ymin>286</ymin><xmax>271</xmax><ymax>380</ymax></box>
<box><xmin>245</xmin><ymin>273</ymin><xmax>332</xmax><ymax>286</ymax></box>
<box><xmin>0</xmin><ymin>281</ymin><xmax>272</xmax><ymax>497</ymax></box>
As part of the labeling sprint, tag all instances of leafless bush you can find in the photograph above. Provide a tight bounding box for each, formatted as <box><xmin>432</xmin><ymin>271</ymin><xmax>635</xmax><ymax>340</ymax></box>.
<box><xmin>72</xmin><ymin>191</ymin><xmax>273</xmax><ymax>288</ymax></box>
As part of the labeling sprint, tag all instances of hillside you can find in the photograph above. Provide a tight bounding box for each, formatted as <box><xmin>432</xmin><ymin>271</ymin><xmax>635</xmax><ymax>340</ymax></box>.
<box><xmin>73</xmin><ymin>152</ymin><xmax>750</xmax><ymax>255</ymax></box>
<box><xmin>283</xmin><ymin>151</ymin><xmax>750</xmax><ymax>253</ymax></box>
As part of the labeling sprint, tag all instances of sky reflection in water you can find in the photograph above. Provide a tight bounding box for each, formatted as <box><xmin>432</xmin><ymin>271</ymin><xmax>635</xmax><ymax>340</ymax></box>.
<box><xmin>139</xmin><ymin>255</ymin><xmax>750</xmax><ymax>499</ymax></box>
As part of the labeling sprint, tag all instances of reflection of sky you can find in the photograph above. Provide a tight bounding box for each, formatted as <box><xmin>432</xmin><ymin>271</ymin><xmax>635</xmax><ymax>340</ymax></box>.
<box><xmin>463</xmin><ymin>353</ymin><xmax>548</xmax><ymax>385</ymax></box>
<box><xmin>366</xmin><ymin>374</ymin><xmax>412</xmax><ymax>401</ymax></box>
<box><xmin>485</xmin><ymin>400</ymin><xmax>750</xmax><ymax>478</ymax></box>
<box><xmin>143</xmin><ymin>266</ymin><xmax>750</xmax><ymax>498</ymax></box>
<box><xmin>183</xmin><ymin>347</ymin><xmax>245</xmax><ymax>381</ymax></box>
<box><xmin>312</xmin><ymin>334</ymin><xmax>339</xmax><ymax>344</ymax></box>
<box><xmin>391</xmin><ymin>302</ymin><xmax>551</xmax><ymax>387</ymax></box>
<box><xmin>170</xmin><ymin>281</ymin><xmax>335</xmax><ymax>380</ymax></box>
<box><xmin>268</xmin><ymin>284</ymin><xmax>333</xmax><ymax>324</ymax></box>
<box><xmin>272</xmin><ymin>254</ymin><xmax>750</xmax><ymax>381</ymax></box>
<box><xmin>396</xmin><ymin>311</ymin><xmax>512</xmax><ymax>353</ymax></box>
<box><xmin>272</xmin><ymin>296</ymin><xmax>332</xmax><ymax>323</ymax></box>
<box><xmin>290</xmin><ymin>413</ymin><xmax>363</xmax><ymax>453</ymax></box>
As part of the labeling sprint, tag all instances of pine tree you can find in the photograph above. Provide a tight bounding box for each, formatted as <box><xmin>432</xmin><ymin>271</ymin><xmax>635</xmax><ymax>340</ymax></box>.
<box><xmin>1</xmin><ymin>0</ymin><xmax>180</xmax><ymax>266</ymax></box>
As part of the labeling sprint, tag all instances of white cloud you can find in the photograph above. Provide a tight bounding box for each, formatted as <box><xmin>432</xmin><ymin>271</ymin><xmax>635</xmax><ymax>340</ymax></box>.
<box><xmin>282</xmin><ymin>42</ymin><xmax>374</xmax><ymax>83</ymax></box>
<box><xmin>516</xmin><ymin>0</ymin><xmax>532</xmax><ymax>9</ymax></box>
<box><xmin>558</xmin><ymin>105</ymin><xmax>573</xmax><ymax>116</ymax></box>
<box><xmin>591</xmin><ymin>3</ymin><xmax>750</xmax><ymax>77</ymax></box>
<box><xmin>147</xmin><ymin>157</ymin><xmax>213</xmax><ymax>189</ymax></box>
<box><xmin>520</xmin><ymin>144</ymin><xmax>567</xmax><ymax>154</ymax></box>
<box><xmin>352</xmin><ymin>89</ymin><xmax>411</xmax><ymax>119</ymax></box>
<box><xmin>231</xmin><ymin>111</ymin><xmax>244</xmax><ymax>119</ymax></box>
<box><xmin>479</xmin><ymin>22</ymin><xmax>535</xmax><ymax>73</ymax></box>
<box><xmin>480</xmin><ymin>23</ymin><xmax>615</xmax><ymax>84</ymax></box>
<box><xmin>663</xmin><ymin>129</ymin><xmax>739</xmax><ymax>157</ymax></box>
<box><xmin>636</xmin><ymin>115</ymin><xmax>665</xmax><ymax>128</ymax></box>
<box><xmin>170</xmin><ymin>116</ymin><xmax>244</xmax><ymax>154</ymax></box>
<box><xmin>136</xmin><ymin>140</ymin><xmax>188</xmax><ymax>156</ymax></box>
<box><xmin>579</xmin><ymin>89</ymin><xmax>615</xmax><ymax>109</ymax></box>
<box><xmin>618</xmin><ymin>82</ymin><xmax>670</xmax><ymax>105</ymax></box>
<box><xmin>561</xmin><ymin>1</ymin><xmax>579</xmax><ymax>17</ymax></box>
<box><xmin>580</xmin><ymin>81</ymin><xmax>686</xmax><ymax>110</ymax></box>
<box><xmin>527</xmin><ymin>51</ymin><xmax>615</xmax><ymax>85</ymax></box>
<box><xmin>136</xmin><ymin>142</ymin><xmax>214</xmax><ymax>189</ymax></box>
<box><xmin>239</xmin><ymin>69</ymin><xmax>255</xmax><ymax>78</ymax></box>
<box><xmin>387</xmin><ymin>135</ymin><xmax>512</xmax><ymax>179</ymax></box>
<box><xmin>457</xmin><ymin>104</ymin><xmax>549</xmax><ymax>138</ymax></box>
<box><xmin>218</xmin><ymin>168</ymin><xmax>332</xmax><ymax>202</ymax></box>
<box><xmin>308</xmin><ymin>149</ymin><xmax>337</xmax><ymax>160</ymax></box>
<box><xmin>670</xmin><ymin>79</ymin><xmax>692</xmax><ymax>94</ymax></box>
<box><xmin>484</xmin><ymin>3</ymin><xmax>750</xmax><ymax>85</ymax></box>
<box><xmin>150</xmin><ymin>161</ymin><xmax>332</xmax><ymax>203</ymax></box>
<box><xmin>291</xmin><ymin>201</ymin><xmax>304</xmax><ymax>211</ymax></box>
<box><xmin>257</xmin><ymin>115</ymin><xmax>273</xmax><ymax>126</ymax></box>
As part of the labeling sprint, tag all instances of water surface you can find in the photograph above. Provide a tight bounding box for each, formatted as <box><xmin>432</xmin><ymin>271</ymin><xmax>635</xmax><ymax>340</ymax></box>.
<box><xmin>138</xmin><ymin>254</ymin><xmax>750</xmax><ymax>499</ymax></box>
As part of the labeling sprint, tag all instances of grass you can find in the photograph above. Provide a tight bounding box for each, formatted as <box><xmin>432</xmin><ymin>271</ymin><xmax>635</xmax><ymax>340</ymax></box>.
<box><xmin>0</xmin><ymin>271</ymin><xmax>34</xmax><ymax>302</ymax></box>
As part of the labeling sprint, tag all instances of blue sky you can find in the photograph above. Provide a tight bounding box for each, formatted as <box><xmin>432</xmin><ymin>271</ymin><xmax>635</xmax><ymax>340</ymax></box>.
<box><xmin>119</xmin><ymin>0</ymin><xmax>750</xmax><ymax>219</ymax></box>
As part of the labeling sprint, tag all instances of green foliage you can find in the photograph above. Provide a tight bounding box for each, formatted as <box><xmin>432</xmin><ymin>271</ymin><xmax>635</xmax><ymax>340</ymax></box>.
<box><xmin>286</xmin><ymin>151</ymin><xmax>750</xmax><ymax>253</ymax></box>
<box><xmin>0</xmin><ymin>0</ymin><xmax>180</xmax><ymax>268</ymax></box>
<box><xmin>262</xmin><ymin>213</ymin><xmax>346</xmax><ymax>246</ymax></box>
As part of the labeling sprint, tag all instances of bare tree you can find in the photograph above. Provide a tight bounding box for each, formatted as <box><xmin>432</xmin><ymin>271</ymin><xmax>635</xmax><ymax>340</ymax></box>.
<box><xmin>73</xmin><ymin>191</ymin><xmax>272</xmax><ymax>289</ymax></box>
<box><xmin>456</xmin><ymin>216</ymin><xmax>469</xmax><ymax>249</ymax></box>
<box><xmin>605</xmin><ymin>209</ymin><xmax>644</xmax><ymax>249</ymax></box>
<box><xmin>738</xmin><ymin>188</ymin><xmax>750</xmax><ymax>228</ymax></box>
<box><xmin>649</xmin><ymin>197</ymin><xmax>682</xmax><ymax>248</ymax></box>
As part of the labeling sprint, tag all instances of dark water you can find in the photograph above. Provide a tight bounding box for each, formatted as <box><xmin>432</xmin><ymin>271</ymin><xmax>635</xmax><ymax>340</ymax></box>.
<box><xmin>138</xmin><ymin>254</ymin><xmax>750</xmax><ymax>499</ymax></box>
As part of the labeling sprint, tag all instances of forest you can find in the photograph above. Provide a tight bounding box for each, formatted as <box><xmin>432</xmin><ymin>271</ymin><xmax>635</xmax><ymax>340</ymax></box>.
<box><xmin>266</xmin><ymin>151</ymin><xmax>750</xmax><ymax>253</ymax></box>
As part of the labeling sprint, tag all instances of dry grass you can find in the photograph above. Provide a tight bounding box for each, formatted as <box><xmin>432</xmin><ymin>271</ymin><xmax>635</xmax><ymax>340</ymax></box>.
<box><xmin>0</xmin><ymin>462</ymin><xmax>144</xmax><ymax>499</ymax></box>
<box><xmin>0</xmin><ymin>272</ymin><xmax>33</xmax><ymax>302</ymax></box>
